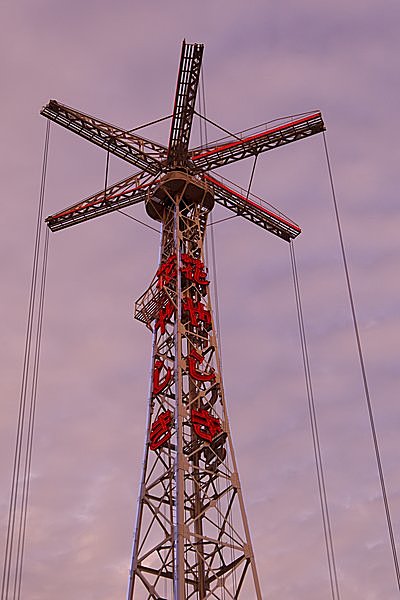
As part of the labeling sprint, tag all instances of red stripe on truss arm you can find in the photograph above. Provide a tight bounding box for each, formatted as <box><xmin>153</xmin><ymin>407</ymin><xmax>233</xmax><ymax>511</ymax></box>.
<box><xmin>204</xmin><ymin>174</ymin><xmax>301</xmax><ymax>233</ymax></box>
<box><xmin>192</xmin><ymin>112</ymin><xmax>322</xmax><ymax>161</ymax></box>
<box><xmin>47</xmin><ymin>179</ymin><xmax>159</xmax><ymax>222</ymax></box>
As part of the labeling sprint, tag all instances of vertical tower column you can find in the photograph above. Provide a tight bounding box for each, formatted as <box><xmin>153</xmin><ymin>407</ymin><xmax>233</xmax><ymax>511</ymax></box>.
<box><xmin>130</xmin><ymin>172</ymin><xmax>262</xmax><ymax>599</ymax></box>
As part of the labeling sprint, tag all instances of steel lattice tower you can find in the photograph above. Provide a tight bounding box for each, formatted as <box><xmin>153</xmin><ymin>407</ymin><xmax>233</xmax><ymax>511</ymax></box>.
<box><xmin>41</xmin><ymin>41</ymin><xmax>325</xmax><ymax>599</ymax></box>
<box><xmin>131</xmin><ymin>171</ymin><xmax>261</xmax><ymax>598</ymax></box>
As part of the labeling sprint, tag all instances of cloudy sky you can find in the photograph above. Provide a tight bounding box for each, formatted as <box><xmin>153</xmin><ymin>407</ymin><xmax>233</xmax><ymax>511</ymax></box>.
<box><xmin>1</xmin><ymin>1</ymin><xmax>399</xmax><ymax>598</ymax></box>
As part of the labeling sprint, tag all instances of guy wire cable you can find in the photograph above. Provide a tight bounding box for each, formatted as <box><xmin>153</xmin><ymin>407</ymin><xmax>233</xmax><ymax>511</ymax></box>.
<box><xmin>1</xmin><ymin>120</ymin><xmax>51</xmax><ymax>600</ymax></box>
<box><xmin>198</xmin><ymin>68</ymin><xmax>229</xmax><ymax>599</ymax></box>
<box><xmin>13</xmin><ymin>226</ymin><xmax>50</xmax><ymax>600</ymax></box>
<box><xmin>290</xmin><ymin>240</ymin><xmax>340</xmax><ymax>600</ymax></box>
<box><xmin>322</xmin><ymin>131</ymin><xmax>400</xmax><ymax>590</ymax></box>
<box><xmin>199</xmin><ymin>66</ymin><xmax>223</xmax><ymax>367</ymax></box>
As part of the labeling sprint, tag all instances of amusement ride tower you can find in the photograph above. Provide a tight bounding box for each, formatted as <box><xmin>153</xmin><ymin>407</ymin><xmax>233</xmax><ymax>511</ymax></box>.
<box><xmin>40</xmin><ymin>41</ymin><xmax>325</xmax><ymax>599</ymax></box>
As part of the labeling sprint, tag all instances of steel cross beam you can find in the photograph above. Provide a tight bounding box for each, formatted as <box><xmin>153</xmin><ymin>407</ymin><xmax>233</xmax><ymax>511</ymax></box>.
<box><xmin>167</xmin><ymin>41</ymin><xmax>204</xmax><ymax>168</ymax></box>
<box><xmin>205</xmin><ymin>174</ymin><xmax>301</xmax><ymax>241</ymax></box>
<box><xmin>190</xmin><ymin>111</ymin><xmax>325</xmax><ymax>172</ymax></box>
<box><xmin>46</xmin><ymin>171</ymin><xmax>158</xmax><ymax>231</ymax></box>
<box><xmin>40</xmin><ymin>100</ymin><xmax>165</xmax><ymax>175</ymax></box>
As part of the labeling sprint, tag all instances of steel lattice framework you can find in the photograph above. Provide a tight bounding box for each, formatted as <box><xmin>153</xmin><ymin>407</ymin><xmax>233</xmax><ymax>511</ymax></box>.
<box><xmin>41</xmin><ymin>41</ymin><xmax>325</xmax><ymax>599</ymax></box>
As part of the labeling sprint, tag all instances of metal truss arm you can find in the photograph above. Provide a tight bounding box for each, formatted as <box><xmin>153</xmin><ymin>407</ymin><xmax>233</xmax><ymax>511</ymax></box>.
<box><xmin>46</xmin><ymin>171</ymin><xmax>159</xmax><ymax>231</ymax></box>
<box><xmin>204</xmin><ymin>174</ymin><xmax>301</xmax><ymax>241</ymax></box>
<box><xmin>191</xmin><ymin>111</ymin><xmax>325</xmax><ymax>171</ymax></box>
<box><xmin>41</xmin><ymin>100</ymin><xmax>165</xmax><ymax>175</ymax></box>
<box><xmin>167</xmin><ymin>41</ymin><xmax>204</xmax><ymax>167</ymax></box>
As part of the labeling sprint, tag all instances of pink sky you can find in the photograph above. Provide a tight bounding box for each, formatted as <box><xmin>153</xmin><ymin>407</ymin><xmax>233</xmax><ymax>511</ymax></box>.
<box><xmin>1</xmin><ymin>1</ymin><xmax>400</xmax><ymax>598</ymax></box>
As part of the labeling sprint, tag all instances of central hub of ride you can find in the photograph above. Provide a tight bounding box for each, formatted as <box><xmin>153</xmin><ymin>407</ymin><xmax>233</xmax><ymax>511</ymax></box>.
<box><xmin>145</xmin><ymin>171</ymin><xmax>214</xmax><ymax>222</ymax></box>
